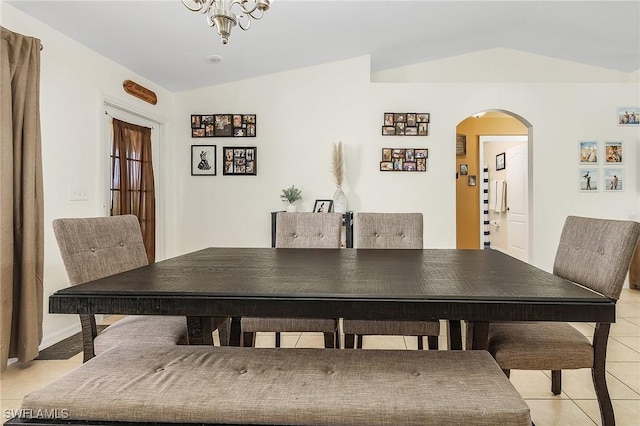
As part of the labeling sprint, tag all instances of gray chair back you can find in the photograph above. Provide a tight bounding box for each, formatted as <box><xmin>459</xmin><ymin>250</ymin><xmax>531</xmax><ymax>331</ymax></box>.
<box><xmin>53</xmin><ymin>215</ymin><xmax>149</xmax><ymax>285</ymax></box>
<box><xmin>553</xmin><ymin>216</ymin><xmax>640</xmax><ymax>300</ymax></box>
<box><xmin>275</xmin><ymin>212</ymin><xmax>342</xmax><ymax>248</ymax></box>
<box><xmin>356</xmin><ymin>213</ymin><xmax>423</xmax><ymax>249</ymax></box>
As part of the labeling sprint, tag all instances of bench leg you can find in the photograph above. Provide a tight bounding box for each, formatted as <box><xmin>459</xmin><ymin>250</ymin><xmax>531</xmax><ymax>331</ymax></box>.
<box><xmin>417</xmin><ymin>336</ymin><xmax>424</xmax><ymax>350</ymax></box>
<box><xmin>275</xmin><ymin>332</ymin><xmax>281</xmax><ymax>348</ymax></box>
<box><xmin>357</xmin><ymin>335</ymin><xmax>364</xmax><ymax>349</ymax></box>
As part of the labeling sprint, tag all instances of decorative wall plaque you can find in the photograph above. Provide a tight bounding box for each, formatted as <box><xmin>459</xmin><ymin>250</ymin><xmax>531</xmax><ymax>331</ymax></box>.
<box><xmin>123</xmin><ymin>80</ymin><xmax>157</xmax><ymax>105</ymax></box>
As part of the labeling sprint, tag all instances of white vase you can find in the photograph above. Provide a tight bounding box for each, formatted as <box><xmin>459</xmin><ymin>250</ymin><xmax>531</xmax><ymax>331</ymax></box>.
<box><xmin>286</xmin><ymin>203</ymin><xmax>297</xmax><ymax>212</ymax></box>
<box><xmin>333</xmin><ymin>185</ymin><xmax>347</xmax><ymax>213</ymax></box>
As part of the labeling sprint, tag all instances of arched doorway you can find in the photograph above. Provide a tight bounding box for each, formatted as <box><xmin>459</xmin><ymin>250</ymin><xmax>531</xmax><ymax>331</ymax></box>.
<box><xmin>455</xmin><ymin>110</ymin><xmax>532</xmax><ymax>260</ymax></box>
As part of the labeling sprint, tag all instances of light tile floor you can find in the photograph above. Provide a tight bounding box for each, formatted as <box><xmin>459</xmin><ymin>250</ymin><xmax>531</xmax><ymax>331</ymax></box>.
<box><xmin>2</xmin><ymin>289</ymin><xmax>639</xmax><ymax>425</ymax></box>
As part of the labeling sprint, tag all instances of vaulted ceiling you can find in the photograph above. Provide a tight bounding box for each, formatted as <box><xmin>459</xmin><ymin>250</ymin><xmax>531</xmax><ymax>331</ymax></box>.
<box><xmin>6</xmin><ymin>0</ymin><xmax>640</xmax><ymax>92</ymax></box>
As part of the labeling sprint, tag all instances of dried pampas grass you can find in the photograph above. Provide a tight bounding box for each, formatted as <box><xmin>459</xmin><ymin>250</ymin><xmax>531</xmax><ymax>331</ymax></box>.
<box><xmin>332</xmin><ymin>141</ymin><xmax>344</xmax><ymax>186</ymax></box>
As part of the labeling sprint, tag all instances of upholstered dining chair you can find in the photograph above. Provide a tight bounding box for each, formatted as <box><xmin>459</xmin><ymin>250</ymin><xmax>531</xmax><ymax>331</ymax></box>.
<box><xmin>241</xmin><ymin>212</ymin><xmax>343</xmax><ymax>348</ymax></box>
<box><xmin>53</xmin><ymin>215</ymin><xmax>225</xmax><ymax>362</ymax></box>
<box><xmin>487</xmin><ymin>216</ymin><xmax>640</xmax><ymax>423</ymax></box>
<box><xmin>342</xmin><ymin>213</ymin><xmax>440</xmax><ymax>350</ymax></box>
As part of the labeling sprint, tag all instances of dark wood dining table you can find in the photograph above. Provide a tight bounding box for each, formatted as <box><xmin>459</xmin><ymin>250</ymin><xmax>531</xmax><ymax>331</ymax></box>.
<box><xmin>49</xmin><ymin>247</ymin><xmax>618</xmax><ymax>424</ymax></box>
<box><xmin>50</xmin><ymin>247</ymin><xmax>615</xmax><ymax>348</ymax></box>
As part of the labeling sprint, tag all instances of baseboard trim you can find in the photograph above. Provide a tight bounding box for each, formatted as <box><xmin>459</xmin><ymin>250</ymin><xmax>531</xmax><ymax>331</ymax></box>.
<box><xmin>39</xmin><ymin>322</ymin><xmax>81</xmax><ymax>351</ymax></box>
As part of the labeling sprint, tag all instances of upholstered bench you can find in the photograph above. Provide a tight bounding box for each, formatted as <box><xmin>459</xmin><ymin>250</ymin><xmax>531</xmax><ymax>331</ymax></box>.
<box><xmin>7</xmin><ymin>345</ymin><xmax>531</xmax><ymax>426</ymax></box>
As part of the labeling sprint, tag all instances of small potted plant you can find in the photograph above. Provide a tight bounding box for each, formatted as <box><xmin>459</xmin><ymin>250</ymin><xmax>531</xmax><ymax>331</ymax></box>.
<box><xmin>281</xmin><ymin>185</ymin><xmax>302</xmax><ymax>212</ymax></box>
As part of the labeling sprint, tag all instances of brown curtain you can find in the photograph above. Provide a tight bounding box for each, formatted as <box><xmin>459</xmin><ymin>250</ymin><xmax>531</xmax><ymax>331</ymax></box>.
<box><xmin>0</xmin><ymin>27</ymin><xmax>44</xmax><ymax>372</ymax></box>
<box><xmin>111</xmin><ymin>118</ymin><xmax>155</xmax><ymax>263</ymax></box>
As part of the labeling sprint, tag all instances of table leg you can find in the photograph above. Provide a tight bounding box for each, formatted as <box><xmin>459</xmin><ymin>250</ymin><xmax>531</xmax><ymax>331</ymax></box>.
<box><xmin>470</xmin><ymin>321</ymin><xmax>489</xmax><ymax>351</ymax></box>
<box><xmin>229</xmin><ymin>317</ymin><xmax>242</xmax><ymax>347</ymax></box>
<box><xmin>186</xmin><ymin>317</ymin><xmax>214</xmax><ymax>345</ymax></box>
<box><xmin>592</xmin><ymin>323</ymin><xmax>615</xmax><ymax>426</ymax></box>
<box><xmin>447</xmin><ymin>320</ymin><xmax>463</xmax><ymax>350</ymax></box>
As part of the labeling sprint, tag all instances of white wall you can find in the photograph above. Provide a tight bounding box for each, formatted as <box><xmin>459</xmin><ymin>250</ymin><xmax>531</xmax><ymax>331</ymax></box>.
<box><xmin>4</xmin><ymin>3</ymin><xmax>640</xmax><ymax>349</ymax></box>
<box><xmin>170</xmin><ymin>62</ymin><xmax>640</xmax><ymax>273</ymax></box>
<box><xmin>2</xmin><ymin>4</ymin><xmax>174</xmax><ymax>347</ymax></box>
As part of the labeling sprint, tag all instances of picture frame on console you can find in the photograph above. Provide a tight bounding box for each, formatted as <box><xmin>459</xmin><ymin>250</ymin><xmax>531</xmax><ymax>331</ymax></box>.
<box><xmin>313</xmin><ymin>200</ymin><xmax>333</xmax><ymax>213</ymax></box>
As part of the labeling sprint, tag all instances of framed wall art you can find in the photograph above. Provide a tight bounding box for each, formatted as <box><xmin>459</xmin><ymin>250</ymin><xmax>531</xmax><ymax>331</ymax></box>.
<box><xmin>313</xmin><ymin>200</ymin><xmax>333</xmax><ymax>213</ymax></box>
<box><xmin>379</xmin><ymin>148</ymin><xmax>428</xmax><ymax>172</ymax></box>
<box><xmin>578</xmin><ymin>141</ymin><xmax>598</xmax><ymax>164</ymax></box>
<box><xmin>496</xmin><ymin>152</ymin><xmax>506</xmax><ymax>171</ymax></box>
<box><xmin>604</xmin><ymin>141</ymin><xmax>623</xmax><ymax>164</ymax></box>
<box><xmin>456</xmin><ymin>134</ymin><xmax>466</xmax><ymax>155</ymax></box>
<box><xmin>191</xmin><ymin>114</ymin><xmax>256</xmax><ymax>138</ymax></box>
<box><xmin>579</xmin><ymin>168</ymin><xmax>598</xmax><ymax>192</ymax></box>
<box><xmin>604</xmin><ymin>168</ymin><xmax>623</xmax><ymax>191</ymax></box>
<box><xmin>191</xmin><ymin>145</ymin><xmax>216</xmax><ymax>176</ymax></box>
<box><xmin>468</xmin><ymin>175</ymin><xmax>477</xmax><ymax>186</ymax></box>
<box><xmin>617</xmin><ymin>107</ymin><xmax>639</xmax><ymax>126</ymax></box>
<box><xmin>381</xmin><ymin>112</ymin><xmax>429</xmax><ymax>136</ymax></box>
<box><xmin>222</xmin><ymin>146</ymin><xmax>257</xmax><ymax>175</ymax></box>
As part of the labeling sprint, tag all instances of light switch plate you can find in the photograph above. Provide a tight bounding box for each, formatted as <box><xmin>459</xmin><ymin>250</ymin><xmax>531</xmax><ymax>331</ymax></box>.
<box><xmin>69</xmin><ymin>187</ymin><xmax>88</xmax><ymax>201</ymax></box>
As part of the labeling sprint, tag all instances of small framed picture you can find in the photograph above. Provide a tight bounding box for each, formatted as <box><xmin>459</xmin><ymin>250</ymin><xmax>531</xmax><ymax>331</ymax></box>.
<box><xmin>191</xmin><ymin>145</ymin><xmax>216</xmax><ymax>176</ymax></box>
<box><xmin>415</xmin><ymin>149</ymin><xmax>428</xmax><ymax>159</ymax></box>
<box><xmin>604</xmin><ymin>141</ymin><xmax>623</xmax><ymax>164</ymax></box>
<box><xmin>418</xmin><ymin>122</ymin><xmax>428</xmax><ymax>136</ymax></box>
<box><xmin>382</xmin><ymin>126</ymin><xmax>396</xmax><ymax>135</ymax></box>
<box><xmin>456</xmin><ymin>134</ymin><xmax>466</xmax><ymax>155</ymax></box>
<box><xmin>384</xmin><ymin>113</ymin><xmax>394</xmax><ymax>126</ymax></box>
<box><xmin>416</xmin><ymin>113</ymin><xmax>430</xmax><ymax>123</ymax></box>
<box><xmin>604</xmin><ymin>168</ymin><xmax>623</xmax><ymax>191</ymax></box>
<box><xmin>395</xmin><ymin>122</ymin><xmax>405</xmax><ymax>135</ymax></box>
<box><xmin>404</xmin><ymin>126</ymin><xmax>418</xmax><ymax>136</ymax></box>
<box><xmin>617</xmin><ymin>107</ymin><xmax>639</xmax><ymax>126</ymax></box>
<box><xmin>382</xmin><ymin>148</ymin><xmax>392</xmax><ymax>162</ymax></box>
<box><xmin>579</xmin><ymin>168</ymin><xmax>599</xmax><ymax>192</ymax></box>
<box><xmin>416</xmin><ymin>158</ymin><xmax>427</xmax><ymax>171</ymax></box>
<box><xmin>496</xmin><ymin>152</ymin><xmax>506</xmax><ymax>171</ymax></box>
<box><xmin>313</xmin><ymin>200</ymin><xmax>333</xmax><ymax>213</ymax></box>
<box><xmin>380</xmin><ymin>161</ymin><xmax>394</xmax><ymax>171</ymax></box>
<box><xmin>214</xmin><ymin>114</ymin><xmax>233</xmax><ymax>137</ymax></box>
<box><xmin>394</xmin><ymin>113</ymin><xmax>406</xmax><ymax>123</ymax></box>
<box><xmin>460</xmin><ymin>164</ymin><xmax>469</xmax><ymax>175</ymax></box>
<box><xmin>406</xmin><ymin>113</ymin><xmax>417</xmax><ymax>126</ymax></box>
<box><xmin>468</xmin><ymin>175</ymin><xmax>477</xmax><ymax>186</ymax></box>
<box><xmin>579</xmin><ymin>141</ymin><xmax>598</xmax><ymax>164</ymax></box>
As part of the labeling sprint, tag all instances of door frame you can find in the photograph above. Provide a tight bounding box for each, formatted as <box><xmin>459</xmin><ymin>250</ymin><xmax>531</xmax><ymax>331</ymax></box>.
<box><xmin>478</xmin><ymin>135</ymin><xmax>529</xmax><ymax>257</ymax></box>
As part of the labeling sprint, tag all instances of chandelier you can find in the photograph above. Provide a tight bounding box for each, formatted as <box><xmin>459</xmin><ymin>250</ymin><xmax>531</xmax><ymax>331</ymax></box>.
<box><xmin>181</xmin><ymin>0</ymin><xmax>272</xmax><ymax>45</ymax></box>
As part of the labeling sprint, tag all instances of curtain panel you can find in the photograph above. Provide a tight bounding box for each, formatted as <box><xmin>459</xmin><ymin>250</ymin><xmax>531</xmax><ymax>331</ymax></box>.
<box><xmin>0</xmin><ymin>27</ymin><xmax>44</xmax><ymax>372</ymax></box>
<box><xmin>111</xmin><ymin>118</ymin><xmax>156</xmax><ymax>263</ymax></box>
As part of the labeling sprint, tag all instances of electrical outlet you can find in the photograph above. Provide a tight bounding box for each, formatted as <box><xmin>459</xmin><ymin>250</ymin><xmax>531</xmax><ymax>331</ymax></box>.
<box><xmin>69</xmin><ymin>187</ymin><xmax>88</xmax><ymax>201</ymax></box>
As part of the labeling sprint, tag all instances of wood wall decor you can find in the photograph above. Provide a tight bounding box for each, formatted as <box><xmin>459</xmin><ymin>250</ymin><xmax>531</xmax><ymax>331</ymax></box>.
<box><xmin>191</xmin><ymin>114</ymin><xmax>256</xmax><ymax>138</ymax></box>
<box><xmin>123</xmin><ymin>80</ymin><xmax>157</xmax><ymax>105</ymax></box>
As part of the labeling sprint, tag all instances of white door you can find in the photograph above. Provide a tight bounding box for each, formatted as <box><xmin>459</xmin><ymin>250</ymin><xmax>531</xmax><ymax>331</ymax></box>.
<box><xmin>506</xmin><ymin>144</ymin><xmax>528</xmax><ymax>262</ymax></box>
